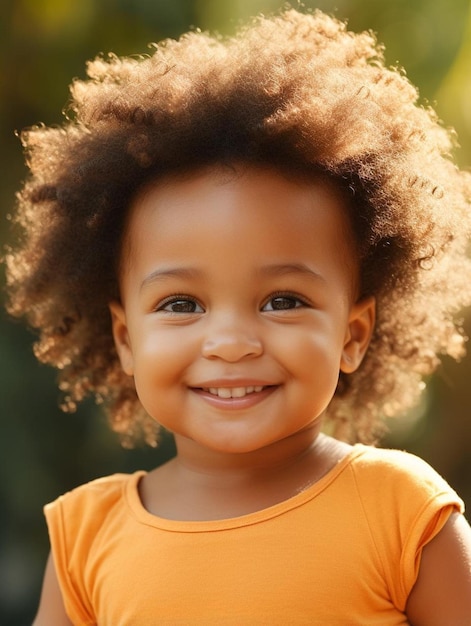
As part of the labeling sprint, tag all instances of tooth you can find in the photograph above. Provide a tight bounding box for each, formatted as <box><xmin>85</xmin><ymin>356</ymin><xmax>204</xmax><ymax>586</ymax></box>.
<box><xmin>205</xmin><ymin>386</ymin><xmax>266</xmax><ymax>398</ymax></box>
<box><xmin>232</xmin><ymin>387</ymin><xmax>247</xmax><ymax>398</ymax></box>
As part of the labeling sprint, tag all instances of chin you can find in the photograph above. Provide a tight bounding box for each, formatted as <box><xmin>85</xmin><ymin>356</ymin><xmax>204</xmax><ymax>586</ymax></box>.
<box><xmin>200</xmin><ymin>433</ymin><xmax>283</xmax><ymax>456</ymax></box>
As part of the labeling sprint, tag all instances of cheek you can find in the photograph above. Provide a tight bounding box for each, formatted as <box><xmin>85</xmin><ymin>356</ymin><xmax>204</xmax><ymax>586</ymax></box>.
<box><xmin>275</xmin><ymin>320</ymin><xmax>345</xmax><ymax>370</ymax></box>
<box><xmin>131</xmin><ymin>328</ymin><xmax>194</xmax><ymax>394</ymax></box>
<box><xmin>275</xmin><ymin>323</ymin><xmax>346</xmax><ymax>409</ymax></box>
<box><xmin>286</xmin><ymin>336</ymin><xmax>342</xmax><ymax>410</ymax></box>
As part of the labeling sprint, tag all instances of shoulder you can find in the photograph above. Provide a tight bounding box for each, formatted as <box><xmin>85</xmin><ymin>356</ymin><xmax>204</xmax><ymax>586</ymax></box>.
<box><xmin>44</xmin><ymin>472</ymin><xmax>145</xmax><ymax>537</ymax></box>
<box><xmin>347</xmin><ymin>446</ymin><xmax>465</xmax><ymax>608</ymax></box>
<box><xmin>46</xmin><ymin>471</ymin><xmax>141</xmax><ymax>507</ymax></box>
<box><xmin>350</xmin><ymin>444</ymin><xmax>462</xmax><ymax>506</ymax></box>
<box><xmin>352</xmin><ymin>444</ymin><xmax>437</xmax><ymax>472</ymax></box>
<box><xmin>42</xmin><ymin>472</ymin><xmax>145</xmax><ymax>626</ymax></box>
<box><xmin>346</xmin><ymin>445</ymin><xmax>464</xmax><ymax>557</ymax></box>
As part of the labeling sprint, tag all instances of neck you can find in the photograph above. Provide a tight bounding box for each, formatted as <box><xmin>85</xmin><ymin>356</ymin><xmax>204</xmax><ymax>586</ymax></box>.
<box><xmin>172</xmin><ymin>424</ymin><xmax>324</xmax><ymax>484</ymax></box>
<box><xmin>141</xmin><ymin>426</ymin><xmax>353</xmax><ymax>521</ymax></box>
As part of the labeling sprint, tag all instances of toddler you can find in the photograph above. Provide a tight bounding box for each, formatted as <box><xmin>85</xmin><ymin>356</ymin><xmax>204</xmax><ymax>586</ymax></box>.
<box><xmin>5</xmin><ymin>8</ymin><xmax>471</xmax><ymax>625</ymax></box>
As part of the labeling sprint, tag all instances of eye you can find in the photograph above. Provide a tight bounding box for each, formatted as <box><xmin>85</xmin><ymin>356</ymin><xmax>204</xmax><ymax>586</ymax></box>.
<box><xmin>156</xmin><ymin>296</ymin><xmax>204</xmax><ymax>314</ymax></box>
<box><xmin>262</xmin><ymin>293</ymin><xmax>308</xmax><ymax>311</ymax></box>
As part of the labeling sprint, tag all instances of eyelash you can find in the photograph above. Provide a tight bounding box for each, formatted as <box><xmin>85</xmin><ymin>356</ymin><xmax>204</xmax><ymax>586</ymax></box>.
<box><xmin>155</xmin><ymin>294</ymin><xmax>204</xmax><ymax>314</ymax></box>
<box><xmin>154</xmin><ymin>291</ymin><xmax>311</xmax><ymax>314</ymax></box>
<box><xmin>261</xmin><ymin>291</ymin><xmax>311</xmax><ymax>311</ymax></box>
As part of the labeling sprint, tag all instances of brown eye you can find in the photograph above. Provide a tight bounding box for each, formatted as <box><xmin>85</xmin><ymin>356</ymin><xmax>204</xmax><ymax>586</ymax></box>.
<box><xmin>262</xmin><ymin>294</ymin><xmax>305</xmax><ymax>311</ymax></box>
<box><xmin>157</xmin><ymin>298</ymin><xmax>204</xmax><ymax>313</ymax></box>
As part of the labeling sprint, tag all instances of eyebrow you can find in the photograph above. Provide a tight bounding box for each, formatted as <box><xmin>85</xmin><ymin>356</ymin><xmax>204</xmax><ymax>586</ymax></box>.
<box><xmin>140</xmin><ymin>267</ymin><xmax>202</xmax><ymax>291</ymax></box>
<box><xmin>140</xmin><ymin>262</ymin><xmax>325</xmax><ymax>291</ymax></box>
<box><xmin>258</xmin><ymin>262</ymin><xmax>326</xmax><ymax>282</ymax></box>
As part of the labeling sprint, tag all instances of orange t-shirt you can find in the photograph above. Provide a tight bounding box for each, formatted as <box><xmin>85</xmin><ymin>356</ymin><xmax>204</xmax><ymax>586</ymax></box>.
<box><xmin>45</xmin><ymin>445</ymin><xmax>463</xmax><ymax>625</ymax></box>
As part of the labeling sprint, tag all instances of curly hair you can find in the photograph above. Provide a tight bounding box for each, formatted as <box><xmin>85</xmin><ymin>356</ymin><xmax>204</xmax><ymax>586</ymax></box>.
<box><xmin>5</xmin><ymin>8</ymin><xmax>471</xmax><ymax>446</ymax></box>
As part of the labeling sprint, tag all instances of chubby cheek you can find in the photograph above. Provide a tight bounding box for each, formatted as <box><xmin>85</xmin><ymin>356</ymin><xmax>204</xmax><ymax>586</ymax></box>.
<box><xmin>278</xmin><ymin>325</ymin><xmax>344</xmax><ymax>398</ymax></box>
<box><xmin>130</xmin><ymin>328</ymin><xmax>194</xmax><ymax>416</ymax></box>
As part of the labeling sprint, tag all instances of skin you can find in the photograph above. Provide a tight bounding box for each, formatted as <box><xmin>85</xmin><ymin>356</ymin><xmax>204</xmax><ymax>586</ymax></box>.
<box><xmin>110</xmin><ymin>164</ymin><xmax>374</xmax><ymax>518</ymax></box>
<box><xmin>33</xmin><ymin>165</ymin><xmax>471</xmax><ymax>625</ymax></box>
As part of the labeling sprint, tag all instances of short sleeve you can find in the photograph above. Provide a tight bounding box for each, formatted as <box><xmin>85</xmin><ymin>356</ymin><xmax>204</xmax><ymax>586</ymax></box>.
<box><xmin>351</xmin><ymin>447</ymin><xmax>464</xmax><ymax>611</ymax></box>
<box><xmin>44</xmin><ymin>474</ymin><xmax>131</xmax><ymax>626</ymax></box>
<box><xmin>45</xmin><ymin>496</ymin><xmax>96</xmax><ymax>626</ymax></box>
<box><xmin>397</xmin><ymin>464</ymin><xmax>463</xmax><ymax>603</ymax></box>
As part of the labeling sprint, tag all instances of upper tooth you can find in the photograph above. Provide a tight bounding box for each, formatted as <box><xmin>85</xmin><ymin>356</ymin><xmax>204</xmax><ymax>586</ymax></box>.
<box><xmin>205</xmin><ymin>386</ymin><xmax>264</xmax><ymax>398</ymax></box>
<box><xmin>231</xmin><ymin>387</ymin><xmax>247</xmax><ymax>398</ymax></box>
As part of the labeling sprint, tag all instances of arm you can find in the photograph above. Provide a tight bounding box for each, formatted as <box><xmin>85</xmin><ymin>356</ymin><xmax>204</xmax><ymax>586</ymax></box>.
<box><xmin>32</xmin><ymin>552</ymin><xmax>73</xmax><ymax>626</ymax></box>
<box><xmin>405</xmin><ymin>512</ymin><xmax>471</xmax><ymax>626</ymax></box>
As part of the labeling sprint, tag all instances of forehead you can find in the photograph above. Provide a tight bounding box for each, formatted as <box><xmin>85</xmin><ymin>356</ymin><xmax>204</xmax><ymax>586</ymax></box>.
<box><xmin>121</xmin><ymin>164</ymin><xmax>358</xmax><ymax>292</ymax></box>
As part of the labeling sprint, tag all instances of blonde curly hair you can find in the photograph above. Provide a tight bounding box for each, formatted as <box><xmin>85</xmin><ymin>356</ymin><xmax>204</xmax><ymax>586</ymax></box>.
<box><xmin>5</xmin><ymin>8</ymin><xmax>471</xmax><ymax>446</ymax></box>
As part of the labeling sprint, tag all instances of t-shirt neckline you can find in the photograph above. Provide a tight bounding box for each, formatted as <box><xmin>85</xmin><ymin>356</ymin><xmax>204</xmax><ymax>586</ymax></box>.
<box><xmin>124</xmin><ymin>443</ymin><xmax>367</xmax><ymax>533</ymax></box>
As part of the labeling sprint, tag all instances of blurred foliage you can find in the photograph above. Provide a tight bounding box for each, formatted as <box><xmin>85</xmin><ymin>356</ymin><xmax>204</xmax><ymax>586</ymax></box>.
<box><xmin>1</xmin><ymin>0</ymin><xmax>470</xmax><ymax>623</ymax></box>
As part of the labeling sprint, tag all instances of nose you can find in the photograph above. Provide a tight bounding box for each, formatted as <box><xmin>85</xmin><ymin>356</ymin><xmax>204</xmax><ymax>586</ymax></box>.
<box><xmin>201</xmin><ymin>314</ymin><xmax>263</xmax><ymax>362</ymax></box>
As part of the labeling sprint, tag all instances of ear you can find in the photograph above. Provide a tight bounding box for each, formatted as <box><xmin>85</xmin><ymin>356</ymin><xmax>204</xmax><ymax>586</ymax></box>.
<box><xmin>109</xmin><ymin>301</ymin><xmax>134</xmax><ymax>376</ymax></box>
<box><xmin>340</xmin><ymin>296</ymin><xmax>375</xmax><ymax>374</ymax></box>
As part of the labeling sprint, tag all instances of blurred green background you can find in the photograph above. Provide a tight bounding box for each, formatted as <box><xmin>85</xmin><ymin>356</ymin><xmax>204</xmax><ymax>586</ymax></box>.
<box><xmin>1</xmin><ymin>0</ymin><xmax>470</xmax><ymax>623</ymax></box>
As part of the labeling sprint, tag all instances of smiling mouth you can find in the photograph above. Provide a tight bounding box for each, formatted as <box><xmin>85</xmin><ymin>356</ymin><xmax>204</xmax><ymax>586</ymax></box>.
<box><xmin>201</xmin><ymin>386</ymin><xmax>266</xmax><ymax>399</ymax></box>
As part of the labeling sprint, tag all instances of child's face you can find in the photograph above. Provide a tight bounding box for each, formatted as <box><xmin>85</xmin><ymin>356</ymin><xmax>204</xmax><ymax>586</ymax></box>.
<box><xmin>111</xmin><ymin>165</ymin><xmax>374</xmax><ymax>455</ymax></box>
